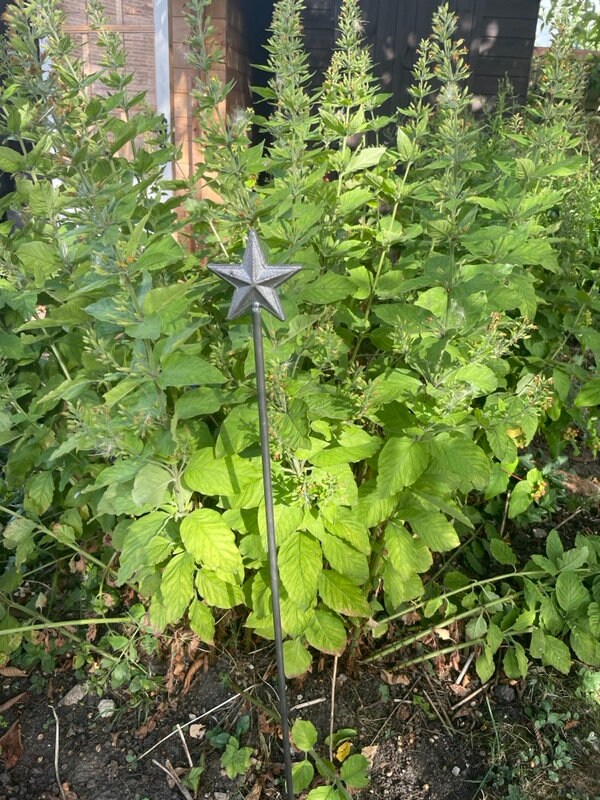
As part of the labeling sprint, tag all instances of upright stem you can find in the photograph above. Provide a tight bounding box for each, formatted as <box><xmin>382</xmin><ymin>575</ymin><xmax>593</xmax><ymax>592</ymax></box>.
<box><xmin>251</xmin><ymin>303</ymin><xmax>294</xmax><ymax>800</ymax></box>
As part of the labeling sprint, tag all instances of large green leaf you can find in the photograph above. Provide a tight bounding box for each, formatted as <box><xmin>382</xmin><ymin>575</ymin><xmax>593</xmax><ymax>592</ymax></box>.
<box><xmin>345</xmin><ymin>146</ymin><xmax>386</xmax><ymax>174</ymax></box>
<box><xmin>195</xmin><ymin>569</ymin><xmax>244</xmax><ymax>608</ymax></box>
<box><xmin>574</xmin><ymin>378</ymin><xmax>600</xmax><ymax>407</ymax></box>
<box><xmin>325</xmin><ymin>510</ymin><xmax>371</xmax><ymax>555</ymax></box>
<box><xmin>0</xmin><ymin>145</ymin><xmax>24</xmax><ymax>172</ymax></box>
<box><xmin>292</xmin><ymin>760</ymin><xmax>315</xmax><ymax>793</ymax></box>
<box><xmin>132</xmin><ymin>463</ymin><xmax>172</xmax><ymax>507</ymax></box>
<box><xmin>183</xmin><ymin>449</ymin><xmax>261</xmax><ymax>496</ymax></box>
<box><xmin>322</xmin><ymin>533</ymin><xmax>369</xmax><ymax>585</ymax></box>
<box><xmin>318</xmin><ymin>570</ymin><xmax>370</xmax><ymax>617</ymax></box>
<box><xmin>377</xmin><ymin>437</ymin><xmax>429</xmax><ymax>496</ymax></box>
<box><xmin>384</xmin><ymin>521</ymin><xmax>432</xmax><ymax>577</ymax></box>
<box><xmin>188</xmin><ymin>599</ymin><xmax>215</xmax><ymax>644</ymax></box>
<box><xmin>279</xmin><ymin>533</ymin><xmax>321</xmax><ymax>610</ymax></box>
<box><xmin>291</xmin><ymin>719</ymin><xmax>318</xmax><ymax>752</ymax></box>
<box><xmin>340</xmin><ymin>754</ymin><xmax>370</xmax><ymax>789</ymax></box>
<box><xmin>427</xmin><ymin>434</ymin><xmax>490</xmax><ymax>492</ymax></box>
<box><xmin>281</xmin><ymin>595</ymin><xmax>315</xmax><ymax>636</ymax></box>
<box><xmin>541</xmin><ymin>634</ymin><xmax>571</xmax><ymax>674</ymax></box>
<box><xmin>153</xmin><ymin>552</ymin><xmax>195</xmax><ymax>626</ymax></box>
<box><xmin>158</xmin><ymin>353</ymin><xmax>226</xmax><ymax>388</ymax></box>
<box><xmin>406</xmin><ymin>510</ymin><xmax>460</xmax><ymax>552</ymax></box>
<box><xmin>24</xmin><ymin>471</ymin><xmax>54</xmax><ymax>516</ymax></box>
<box><xmin>555</xmin><ymin>571</ymin><xmax>590</xmax><ymax>614</ymax></box>
<box><xmin>180</xmin><ymin>509</ymin><xmax>243</xmax><ymax>574</ymax></box>
<box><xmin>283</xmin><ymin>638</ymin><xmax>312</xmax><ymax>678</ymax></box>
<box><xmin>216</xmin><ymin>404</ymin><xmax>259</xmax><ymax>456</ymax></box>
<box><xmin>305</xmin><ymin>609</ymin><xmax>347</xmax><ymax>655</ymax></box>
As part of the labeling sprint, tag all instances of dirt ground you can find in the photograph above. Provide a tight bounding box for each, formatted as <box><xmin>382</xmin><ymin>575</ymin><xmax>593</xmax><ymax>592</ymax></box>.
<box><xmin>0</xmin><ymin>653</ymin><xmax>486</xmax><ymax>800</ymax></box>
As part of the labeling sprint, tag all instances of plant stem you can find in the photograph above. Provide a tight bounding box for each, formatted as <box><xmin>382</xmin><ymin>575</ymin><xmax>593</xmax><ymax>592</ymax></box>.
<box><xmin>365</xmin><ymin>594</ymin><xmax>517</xmax><ymax>662</ymax></box>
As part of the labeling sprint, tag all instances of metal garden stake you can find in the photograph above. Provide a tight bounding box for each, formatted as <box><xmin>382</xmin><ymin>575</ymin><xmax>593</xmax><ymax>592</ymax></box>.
<box><xmin>208</xmin><ymin>230</ymin><xmax>300</xmax><ymax>800</ymax></box>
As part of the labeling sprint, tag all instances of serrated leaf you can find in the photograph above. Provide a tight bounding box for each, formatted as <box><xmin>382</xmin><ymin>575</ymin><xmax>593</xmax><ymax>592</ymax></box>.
<box><xmin>180</xmin><ymin>509</ymin><xmax>243</xmax><ymax>574</ymax></box>
<box><xmin>345</xmin><ymin>146</ymin><xmax>386</xmax><ymax>174</ymax></box>
<box><xmin>407</xmin><ymin>510</ymin><xmax>460</xmax><ymax>552</ymax></box>
<box><xmin>384</xmin><ymin>521</ymin><xmax>432</xmax><ymax>577</ymax></box>
<box><xmin>305</xmin><ymin>609</ymin><xmax>347</xmax><ymax>655</ymax></box>
<box><xmin>570</xmin><ymin>628</ymin><xmax>600</xmax><ymax>666</ymax></box>
<box><xmin>158</xmin><ymin>352</ymin><xmax>225</xmax><ymax>388</ymax></box>
<box><xmin>183</xmin><ymin>449</ymin><xmax>261</xmax><ymax>496</ymax></box>
<box><xmin>188</xmin><ymin>599</ymin><xmax>215</xmax><ymax>644</ymax></box>
<box><xmin>322</xmin><ymin>534</ymin><xmax>369</xmax><ymax>584</ymax></box>
<box><xmin>377</xmin><ymin>437</ymin><xmax>429</xmax><ymax>495</ymax></box>
<box><xmin>292</xmin><ymin>760</ymin><xmax>315</xmax><ymax>793</ymax></box>
<box><xmin>546</xmin><ymin>529</ymin><xmax>564</xmax><ymax>562</ymax></box>
<box><xmin>221</xmin><ymin>738</ymin><xmax>253</xmax><ymax>779</ymax></box>
<box><xmin>279</xmin><ymin>533</ymin><xmax>321</xmax><ymax>610</ymax></box>
<box><xmin>542</xmin><ymin>634</ymin><xmax>571</xmax><ymax>674</ymax></box>
<box><xmin>318</xmin><ymin>570</ymin><xmax>370</xmax><ymax>617</ymax></box>
<box><xmin>490</xmin><ymin>538</ymin><xmax>517</xmax><ymax>567</ymax></box>
<box><xmin>283</xmin><ymin>639</ymin><xmax>312</xmax><ymax>678</ymax></box>
<box><xmin>555</xmin><ymin>571</ymin><xmax>590</xmax><ymax>614</ymax></box>
<box><xmin>476</xmin><ymin>646</ymin><xmax>495</xmax><ymax>683</ymax></box>
<box><xmin>589</xmin><ymin>602</ymin><xmax>600</xmax><ymax>637</ymax></box>
<box><xmin>574</xmin><ymin>378</ymin><xmax>600</xmax><ymax>407</ymax></box>
<box><xmin>292</xmin><ymin>719</ymin><xmax>318</xmax><ymax>752</ymax></box>
<box><xmin>132</xmin><ymin>463</ymin><xmax>172</xmax><ymax>507</ymax></box>
<box><xmin>154</xmin><ymin>552</ymin><xmax>195</xmax><ymax>626</ymax></box>
<box><xmin>116</xmin><ymin>512</ymin><xmax>173</xmax><ymax>584</ymax></box>
<box><xmin>558</xmin><ymin>546</ymin><xmax>590</xmax><ymax>572</ymax></box>
<box><xmin>340</xmin><ymin>754</ymin><xmax>370</xmax><ymax>789</ymax></box>
<box><xmin>427</xmin><ymin>434</ymin><xmax>490</xmax><ymax>491</ymax></box>
<box><xmin>24</xmin><ymin>471</ymin><xmax>54</xmax><ymax>516</ymax></box>
<box><xmin>195</xmin><ymin>569</ymin><xmax>244</xmax><ymax>608</ymax></box>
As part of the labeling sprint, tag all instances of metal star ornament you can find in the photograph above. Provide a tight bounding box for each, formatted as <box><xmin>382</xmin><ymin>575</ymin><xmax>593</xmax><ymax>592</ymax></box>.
<box><xmin>208</xmin><ymin>230</ymin><xmax>301</xmax><ymax>321</ymax></box>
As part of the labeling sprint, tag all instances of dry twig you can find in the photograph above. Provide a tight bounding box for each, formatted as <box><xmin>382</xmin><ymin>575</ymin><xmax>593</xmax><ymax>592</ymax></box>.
<box><xmin>152</xmin><ymin>758</ymin><xmax>194</xmax><ymax>800</ymax></box>
<box><xmin>329</xmin><ymin>655</ymin><xmax>339</xmax><ymax>763</ymax></box>
<box><xmin>176</xmin><ymin>724</ymin><xmax>194</xmax><ymax>769</ymax></box>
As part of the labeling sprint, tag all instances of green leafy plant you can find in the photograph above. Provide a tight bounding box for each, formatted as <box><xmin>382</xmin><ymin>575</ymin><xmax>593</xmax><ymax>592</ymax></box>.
<box><xmin>0</xmin><ymin>0</ymin><xmax>598</xmax><ymax>688</ymax></box>
<box><xmin>290</xmin><ymin>719</ymin><xmax>369</xmax><ymax>798</ymax></box>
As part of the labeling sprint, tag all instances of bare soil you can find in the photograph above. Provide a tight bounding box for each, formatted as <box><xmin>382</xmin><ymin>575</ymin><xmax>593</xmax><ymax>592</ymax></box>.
<box><xmin>0</xmin><ymin>653</ymin><xmax>485</xmax><ymax>800</ymax></box>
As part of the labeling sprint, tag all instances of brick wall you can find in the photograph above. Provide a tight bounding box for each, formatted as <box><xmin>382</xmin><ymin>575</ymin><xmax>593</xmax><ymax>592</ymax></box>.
<box><xmin>62</xmin><ymin>0</ymin><xmax>157</xmax><ymax>109</ymax></box>
<box><xmin>59</xmin><ymin>1</ymin><xmax>255</xmax><ymax>187</ymax></box>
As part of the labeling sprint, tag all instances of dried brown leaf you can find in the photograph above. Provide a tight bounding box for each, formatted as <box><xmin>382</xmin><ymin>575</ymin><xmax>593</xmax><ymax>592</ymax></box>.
<box><xmin>246</xmin><ymin>782</ymin><xmax>262</xmax><ymax>800</ymax></box>
<box><xmin>189</xmin><ymin>723</ymin><xmax>206</xmax><ymax>740</ymax></box>
<box><xmin>380</xmin><ymin>669</ymin><xmax>411</xmax><ymax>686</ymax></box>
<box><xmin>0</xmin><ymin>721</ymin><xmax>23</xmax><ymax>769</ymax></box>
<box><xmin>0</xmin><ymin>692</ymin><xmax>28</xmax><ymax>714</ymax></box>
<box><xmin>0</xmin><ymin>666</ymin><xmax>27</xmax><ymax>678</ymax></box>
<box><xmin>182</xmin><ymin>656</ymin><xmax>206</xmax><ymax>696</ymax></box>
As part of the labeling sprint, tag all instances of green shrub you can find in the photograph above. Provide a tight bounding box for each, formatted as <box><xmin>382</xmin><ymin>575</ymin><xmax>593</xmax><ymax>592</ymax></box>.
<box><xmin>0</xmin><ymin>0</ymin><xmax>598</xmax><ymax>679</ymax></box>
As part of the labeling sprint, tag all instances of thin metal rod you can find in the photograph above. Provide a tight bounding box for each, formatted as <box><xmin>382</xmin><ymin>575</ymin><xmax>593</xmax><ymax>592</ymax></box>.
<box><xmin>252</xmin><ymin>302</ymin><xmax>294</xmax><ymax>800</ymax></box>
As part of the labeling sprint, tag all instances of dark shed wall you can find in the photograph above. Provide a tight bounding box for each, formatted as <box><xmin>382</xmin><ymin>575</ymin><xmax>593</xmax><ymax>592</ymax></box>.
<box><xmin>359</xmin><ymin>0</ymin><xmax>540</xmax><ymax>112</ymax></box>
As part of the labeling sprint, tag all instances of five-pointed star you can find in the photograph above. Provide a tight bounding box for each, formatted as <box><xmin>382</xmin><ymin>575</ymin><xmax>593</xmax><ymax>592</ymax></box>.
<box><xmin>208</xmin><ymin>230</ymin><xmax>301</xmax><ymax>321</ymax></box>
